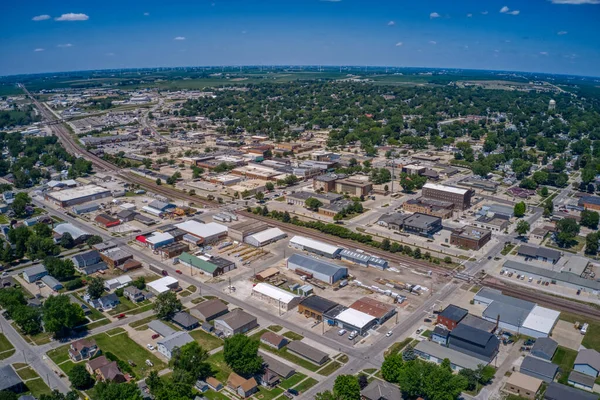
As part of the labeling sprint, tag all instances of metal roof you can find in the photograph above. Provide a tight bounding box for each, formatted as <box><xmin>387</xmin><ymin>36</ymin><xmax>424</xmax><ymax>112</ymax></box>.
<box><xmin>574</xmin><ymin>349</ymin><xmax>600</xmax><ymax>373</ymax></box>
<box><xmin>53</xmin><ymin>223</ymin><xmax>89</xmax><ymax>240</ymax></box>
<box><xmin>175</xmin><ymin>221</ymin><xmax>227</xmax><ymax>238</ymax></box>
<box><xmin>449</xmin><ymin>324</ymin><xmax>500</xmax><ymax>359</ymax></box>
<box><xmin>335</xmin><ymin>308</ymin><xmax>376</xmax><ymax>329</ymax></box>
<box><xmin>482</xmin><ymin>300</ymin><xmax>532</xmax><ymax>328</ymax></box>
<box><xmin>414</xmin><ymin>340</ymin><xmax>483</xmax><ymax>370</ymax></box>
<box><xmin>522</xmin><ymin>306</ymin><xmax>560</xmax><ymax>335</ymax></box>
<box><xmin>439</xmin><ymin>304</ymin><xmax>468</xmax><ymax>322</ymax></box>
<box><xmin>545</xmin><ymin>382</ymin><xmax>598</xmax><ymax>400</ymax></box>
<box><xmin>178</xmin><ymin>252</ymin><xmax>219</xmax><ymax>274</ymax></box>
<box><xmin>476</xmin><ymin>286</ymin><xmax>536</xmax><ymax>311</ymax></box>
<box><xmin>299</xmin><ymin>295</ymin><xmax>339</xmax><ymax>314</ymax></box>
<box><xmin>521</xmin><ymin>356</ymin><xmax>558</xmax><ymax>379</ymax></box>
<box><xmin>146</xmin><ymin>232</ymin><xmax>174</xmax><ymax>244</ymax></box>
<box><xmin>568</xmin><ymin>370</ymin><xmax>596</xmax><ymax>388</ymax></box>
<box><xmin>253</xmin><ymin>282</ymin><xmax>300</xmax><ymax>305</ymax></box>
<box><xmin>518</xmin><ymin>245</ymin><xmax>561</xmax><ymax>260</ymax></box>
<box><xmin>503</xmin><ymin>260</ymin><xmax>600</xmax><ymax>291</ymax></box>
<box><xmin>287</xmin><ymin>254</ymin><xmax>347</xmax><ymax>278</ymax></box>
<box><xmin>246</xmin><ymin>228</ymin><xmax>286</xmax><ymax>244</ymax></box>
<box><xmin>41</xmin><ymin>275</ymin><xmax>62</xmax><ymax>288</ymax></box>
<box><xmin>289</xmin><ymin>235</ymin><xmax>343</xmax><ymax>256</ymax></box>
<box><xmin>340</xmin><ymin>249</ymin><xmax>371</xmax><ymax>262</ymax></box>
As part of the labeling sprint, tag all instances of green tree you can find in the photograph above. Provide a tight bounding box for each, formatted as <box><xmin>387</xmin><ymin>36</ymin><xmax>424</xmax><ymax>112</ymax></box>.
<box><xmin>27</xmin><ymin>236</ymin><xmax>59</xmax><ymax>261</ymax></box>
<box><xmin>170</xmin><ymin>341</ymin><xmax>211</xmax><ymax>384</ymax></box>
<box><xmin>94</xmin><ymin>382</ymin><xmax>143</xmax><ymax>400</ymax></box>
<box><xmin>33</xmin><ymin>223</ymin><xmax>52</xmax><ymax>238</ymax></box>
<box><xmin>0</xmin><ymin>392</ymin><xmax>18</xmax><ymax>400</ymax></box>
<box><xmin>513</xmin><ymin>201</ymin><xmax>526</xmax><ymax>218</ymax></box>
<box><xmin>223</xmin><ymin>334</ymin><xmax>263</xmax><ymax>376</ymax></box>
<box><xmin>585</xmin><ymin>233</ymin><xmax>599</xmax><ymax>255</ymax></box>
<box><xmin>255</xmin><ymin>192</ymin><xmax>265</xmax><ymax>201</ymax></box>
<box><xmin>44</xmin><ymin>257</ymin><xmax>75</xmax><ymax>280</ymax></box>
<box><xmin>555</xmin><ymin>218</ymin><xmax>581</xmax><ymax>247</ymax></box>
<box><xmin>305</xmin><ymin>197</ymin><xmax>324</xmax><ymax>211</ymax></box>
<box><xmin>265</xmin><ymin>182</ymin><xmax>275</xmax><ymax>191</ymax></box>
<box><xmin>87</xmin><ymin>276</ymin><xmax>105</xmax><ymax>299</ymax></box>
<box><xmin>333</xmin><ymin>375</ymin><xmax>361</xmax><ymax>400</ymax></box>
<box><xmin>540</xmin><ymin>186</ymin><xmax>549</xmax><ymax>197</ymax></box>
<box><xmin>132</xmin><ymin>276</ymin><xmax>146</xmax><ymax>290</ymax></box>
<box><xmin>380</xmin><ymin>238</ymin><xmax>391</xmax><ymax>251</ymax></box>
<box><xmin>581</xmin><ymin>210</ymin><xmax>600</xmax><ymax>229</ymax></box>
<box><xmin>156</xmin><ymin>178</ymin><xmax>162</xmax><ymax>185</ymax></box>
<box><xmin>86</xmin><ymin>235</ymin><xmax>103</xmax><ymax>247</ymax></box>
<box><xmin>68</xmin><ymin>364</ymin><xmax>94</xmax><ymax>389</ymax></box>
<box><xmin>43</xmin><ymin>295</ymin><xmax>85</xmax><ymax>338</ymax></box>
<box><xmin>154</xmin><ymin>291</ymin><xmax>182</xmax><ymax>320</ymax></box>
<box><xmin>11</xmin><ymin>305</ymin><xmax>42</xmax><ymax>334</ymax></box>
<box><xmin>381</xmin><ymin>354</ymin><xmax>403</xmax><ymax>383</ymax></box>
<box><xmin>543</xmin><ymin>199</ymin><xmax>554</xmax><ymax>218</ymax></box>
<box><xmin>59</xmin><ymin>232</ymin><xmax>75</xmax><ymax>249</ymax></box>
<box><xmin>515</xmin><ymin>220</ymin><xmax>530</xmax><ymax>236</ymax></box>
<box><xmin>7</xmin><ymin>226</ymin><xmax>31</xmax><ymax>259</ymax></box>
<box><xmin>284</xmin><ymin>174</ymin><xmax>299</xmax><ymax>186</ymax></box>
<box><xmin>39</xmin><ymin>391</ymin><xmax>80</xmax><ymax>400</ymax></box>
<box><xmin>12</xmin><ymin>192</ymin><xmax>31</xmax><ymax>218</ymax></box>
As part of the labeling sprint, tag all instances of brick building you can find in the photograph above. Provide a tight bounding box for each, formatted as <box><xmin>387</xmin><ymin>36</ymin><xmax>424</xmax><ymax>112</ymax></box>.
<box><xmin>421</xmin><ymin>183</ymin><xmax>474</xmax><ymax>210</ymax></box>
<box><xmin>450</xmin><ymin>226</ymin><xmax>492</xmax><ymax>250</ymax></box>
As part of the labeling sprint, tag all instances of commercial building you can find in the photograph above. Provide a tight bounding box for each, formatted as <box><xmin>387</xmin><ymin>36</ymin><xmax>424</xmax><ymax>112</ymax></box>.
<box><xmin>72</xmin><ymin>203</ymin><xmax>100</xmax><ymax>215</ymax></box>
<box><xmin>520</xmin><ymin>356</ymin><xmax>559</xmax><ymax>383</ymax></box>
<box><xmin>403</xmin><ymin>198</ymin><xmax>454</xmax><ymax>219</ymax></box>
<box><xmin>157</xmin><ymin>331</ymin><xmax>195</xmax><ymax>360</ymax></box>
<box><xmin>228</xmin><ymin>220</ymin><xmax>270</xmax><ymax>242</ymax></box>
<box><xmin>313</xmin><ymin>174</ymin><xmax>346</xmax><ymax>193</ymax></box>
<box><xmin>289</xmin><ymin>236</ymin><xmax>343</xmax><ymax>259</ymax></box>
<box><xmin>473</xmin><ymin>214</ymin><xmax>509</xmax><ymax>232</ymax></box>
<box><xmin>100</xmin><ymin>247</ymin><xmax>133</xmax><ymax>269</ymax></box>
<box><xmin>437</xmin><ymin>304</ymin><xmax>468</xmax><ymax>330</ymax></box>
<box><xmin>578</xmin><ymin>196</ymin><xmax>600</xmax><ymax>211</ymax></box>
<box><xmin>400</xmin><ymin>213</ymin><xmax>443</xmax><ymax>237</ymax></box>
<box><xmin>298</xmin><ymin>296</ymin><xmax>339</xmax><ymax>321</ymax></box>
<box><xmin>285</xmin><ymin>191</ymin><xmax>343</xmax><ymax>206</ymax></box>
<box><xmin>339</xmin><ymin>249</ymin><xmax>388</xmax><ymax>270</ymax></box>
<box><xmin>174</xmin><ymin>221</ymin><xmax>228</xmax><ymax>244</ymax></box>
<box><xmin>517</xmin><ymin>245</ymin><xmax>561</xmax><ymax>264</ymax></box>
<box><xmin>286</xmin><ymin>341</ymin><xmax>329</xmax><ymax>365</ymax></box>
<box><xmin>245</xmin><ymin>227</ymin><xmax>287</xmax><ymax>247</ymax></box>
<box><xmin>448</xmin><ymin>324</ymin><xmax>500</xmax><ymax>362</ymax></box>
<box><xmin>287</xmin><ymin>254</ymin><xmax>348</xmax><ymax>284</ymax></box>
<box><xmin>502</xmin><ymin>260</ymin><xmax>600</xmax><ymax>293</ymax></box>
<box><xmin>335</xmin><ymin>178</ymin><xmax>373</xmax><ymax>196</ymax></box>
<box><xmin>191</xmin><ymin>299</ymin><xmax>229</xmax><ymax>321</ymax></box>
<box><xmin>44</xmin><ymin>184</ymin><xmax>112</xmax><ymax>207</ymax></box>
<box><xmin>252</xmin><ymin>283</ymin><xmax>302</xmax><ymax>311</ymax></box>
<box><xmin>214</xmin><ymin>308</ymin><xmax>258</xmax><ymax>337</ymax></box>
<box><xmin>503</xmin><ymin>372</ymin><xmax>543</xmax><ymax>400</ymax></box>
<box><xmin>414</xmin><ymin>340</ymin><xmax>485</xmax><ymax>372</ymax></box>
<box><xmin>94</xmin><ymin>214</ymin><xmax>120</xmax><ymax>228</ymax></box>
<box><xmin>143</xmin><ymin>232</ymin><xmax>175</xmax><ymax>250</ymax></box>
<box><xmin>334</xmin><ymin>308</ymin><xmax>377</xmax><ymax>335</ymax></box>
<box><xmin>158</xmin><ymin>242</ymin><xmax>189</xmax><ymax>258</ymax></box>
<box><xmin>450</xmin><ymin>226</ymin><xmax>491</xmax><ymax>250</ymax></box>
<box><xmin>177</xmin><ymin>252</ymin><xmax>235</xmax><ymax>277</ymax></box>
<box><xmin>421</xmin><ymin>183</ymin><xmax>474</xmax><ymax>210</ymax></box>
<box><xmin>147</xmin><ymin>276</ymin><xmax>179</xmax><ymax>295</ymax></box>
<box><xmin>349</xmin><ymin>297</ymin><xmax>396</xmax><ymax>325</ymax></box>
<box><xmin>53</xmin><ymin>223</ymin><xmax>91</xmax><ymax>244</ymax></box>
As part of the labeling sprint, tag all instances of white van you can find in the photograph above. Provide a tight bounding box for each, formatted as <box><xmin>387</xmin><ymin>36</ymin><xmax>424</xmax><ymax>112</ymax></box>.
<box><xmin>581</xmin><ymin>323</ymin><xmax>589</xmax><ymax>335</ymax></box>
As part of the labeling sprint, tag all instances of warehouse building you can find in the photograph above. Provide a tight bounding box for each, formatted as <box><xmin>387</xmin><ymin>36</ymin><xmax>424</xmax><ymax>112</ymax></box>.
<box><xmin>517</xmin><ymin>245</ymin><xmax>561</xmax><ymax>264</ymax></box>
<box><xmin>53</xmin><ymin>223</ymin><xmax>91</xmax><ymax>244</ymax></box>
<box><xmin>72</xmin><ymin>203</ymin><xmax>100</xmax><ymax>215</ymax></box>
<box><xmin>100</xmin><ymin>247</ymin><xmax>133</xmax><ymax>269</ymax></box>
<box><xmin>334</xmin><ymin>308</ymin><xmax>377</xmax><ymax>335</ymax></box>
<box><xmin>158</xmin><ymin>242</ymin><xmax>189</xmax><ymax>258</ymax></box>
<box><xmin>520</xmin><ymin>356</ymin><xmax>559</xmax><ymax>383</ymax></box>
<box><xmin>578</xmin><ymin>196</ymin><xmax>600</xmax><ymax>211</ymax></box>
<box><xmin>414</xmin><ymin>340</ymin><xmax>485</xmax><ymax>372</ymax></box>
<box><xmin>175</xmin><ymin>221</ymin><xmax>228</xmax><ymax>244</ymax></box>
<box><xmin>298</xmin><ymin>296</ymin><xmax>339</xmax><ymax>321</ymax></box>
<box><xmin>448</xmin><ymin>324</ymin><xmax>500</xmax><ymax>362</ymax></box>
<box><xmin>339</xmin><ymin>249</ymin><xmax>388</xmax><ymax>270</ymax></box>
<box><xmin>473</xmin><ymin>214</ymin><xmax>509</xmax><ymax>232</ymax></box>
<box><xmin>502</xmin><ymin>260</ymin><xmax>600</xmax><ymax>293</ymax></box>
<box><xmin>401</xmin><ymin>213</ymin><xmax>443</xmax><ymax>237</ymax></box>
<box><xmin>403</xmin><ymin>198</ymin><xmax>454</xmax><ymax>219</ymax></box>
<box><xmin>286</xmin><ymin>341</ymin><xmax>329</xmax><ymax>365</ymax></box>
<box><xmin>349</xmin><ymin>297</ymin><xmax>396</xmax><ymax>325</ymax></box>
<box><xmin>289</xmin><ymin>236</ymin><xmax>343</xmax><ymax>259</ymax></box>
<box><xmin>450</xmin><ymin>226</ymin><xmax>491</xmax><ymax>250</ymax></box>
<box><xmin>214</xmin><ymin>309</ymin><xmax>258</xmax><ymax>337</ymax></box>
<box><xmin>228</xmin><ymin>220</ymin><xmax>270</xmax><ymax>242</ymax></box>
<box><xmin>245</xmin><ymin>228</ymin><xmax>287</xmax><ymax>247</ymax></box>
<box><xmin>45</xmin><ymin>185</ymin><xmax>112</xmax><ymax>207</ymax></box>
<box><xmin>177</xmin><ymin>252</ymin><xmax>235</xmax><ymax>277</ymax></box>
<box><xmin>287</xmin><ymin>254</ymin><xmax>348</xmax><ymax>284</ymax></box>
<box><xmin>147</xmin><ymin>276</ymin><xmax>179</xmax><ymax>295</ymax></box>
<box><xmin>252</xmin><ymin>283</ymin><xmax>301</xmax><ymax>311</ymax></box>
<box><xmin>143</xmin><ymin>232</ymin><xmax>175</xmax><ymax>250</ymax></box>
<box><xmin>335</xmin><ymin>178</ymin><xmax>373</xmax><ymax>197</ymax></box>
<box><xmin>422</xmin><ymin>183</ymin><xmax>474</xmax><ymax>210</ymax></box>
<box><xmin>94</xmin><ymin>214</ymin><xmax>120</xmax><ymax>228</ymax></box>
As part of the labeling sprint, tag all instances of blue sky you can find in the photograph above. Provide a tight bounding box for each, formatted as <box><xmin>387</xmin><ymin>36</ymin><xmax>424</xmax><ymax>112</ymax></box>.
<box><xmin>1</xmin><ymin>0</ymin><xmax>599</xmax><ymax>77</ymax></box>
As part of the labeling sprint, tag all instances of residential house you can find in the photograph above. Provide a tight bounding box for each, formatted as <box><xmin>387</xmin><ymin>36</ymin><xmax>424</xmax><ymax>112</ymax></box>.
<box><xmin>520</xmin><ymin>356</ymin><xmax>559</xmax><ymax>383</ymax></box>
<box><xmin>573</xmin><ymin>349</ymin><xmax>600</xmax><ymax>378</ymax></box>
<box><xmin>206</xmin><ymin>377</ymin><xmax>223</xmax><ymax>392</ymax></box>
<box><xmin>157</xmin><ymin>331</ymin><xmax>194</xmax><ymax>360</ymax></box>
<box><xmin>93</xmin><ymin>293</ymin><xmax>120</xmax><ymax>311</ymax></box>
<box><xmin>260</xmin><ymin>332</ymin><xmax>287</xmax><ymax>350</ymax></box>
<box><xmin>123</xmin><ymin>286</ymin><xmax>147</xmax><ymax>303</ymax></box>
<box><xmin>261</xmin><ymin>354</ymin><xmax>296</xmax><ymax>380</ymax></box>
<box><xmin>0</xmin><ymin>365</ymin><xmax>25</xmax><ymax>394</ymax></box>
<box><xmin>86</xmin><ymin>355</ymin><xmax>110</xmax><ymax>375</ymax></box>
<box><xmin>68</xmin><ymin>338</ymin><xmax>98</xmax><ymax>361</ymax></box>
<box><xmin>227</xmin><ymin>372</ymin><xmax>258</xmax><ymax>398</ymax></box>
<box><xmin>171</xmin><ymin>311</ymin><xmax>200</xmax><ymax>330</ymax></box>
<box><xmin>190</xmin><ymin>299</ymin><xmax>229</xmax><ymax>321</ymax></box>
<box><xmin>214</xmin><ymin>309</ymin><xmax>258</xmax><ymax>337</ymax></box>
<box><xmin>360</xmin><ymin>380</ymin><xmax>402</xmax><ymax>400</ymax></box>
<box><xmin>97</xmin><ymin>361</ymin><xmax>126</xmax><ymax>383</ymax></box>
<box><xmin>22</xmin><ymin>265</ymin><xmax>48</xmax><ymax>283</ymax></box>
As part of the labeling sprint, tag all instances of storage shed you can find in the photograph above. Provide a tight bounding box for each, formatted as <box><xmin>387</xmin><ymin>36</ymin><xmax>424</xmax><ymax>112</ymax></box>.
<box><xmin>286</xmin><ymin>254</ymin><xmax>348</xmax><ymax>284</ymax></box>
<box><xmin>244</xmin><ymin>228</ymin><xmax>287</xmax><ymax>247</ymax></box>
<box><xmin>289</xmin><ymin>235</ymin><xmax>343</xmax><ymax>258</ymax></box>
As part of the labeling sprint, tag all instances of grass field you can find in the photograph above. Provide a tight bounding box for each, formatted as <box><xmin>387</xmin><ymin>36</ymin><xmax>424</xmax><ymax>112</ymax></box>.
<box><xmin>282</xmin><ymin>331</ymin><xmax>304</xmax><ymax>341</ymax></box>
<box><xmin>25</xmin><ymin>378</ymin><xmax>53</xmax><ymax>398</ymax></box>
<box><xmin>129</xmin><ymin>314</ymin><xmax>157</xmax><ymax>329</ymax></box>
<box><xmin>16</xmin><ymin>366</ymin><xmax>40</xmax><ymax>380</ymax></box>
<box><xmin>47</xmin><ymin>346</ymin><xmax>71</xmax><ymax>365</ymax></box>
<box><xmin>317</xmin><ymin>361</ymin><xmax>341</xmax><ymax>376</ymax></box>
<box><xmin>553</xmin><ymin>346</ymin><xmax>578</xmax><ymax>384</ymax></box>
<box><xmin>279</xmin><ymin>373</ymin><xmax>307</xmax><ymax>389</ymax></box>
<box><xmin>384</xmin><ymin>337</ymin><xmax>414</xmax><ymax>357</ymax></box>
<box><xmin>202</xmin><ymin>389</ymin><xmax>230</xmax><ymax>400</ymax></box>
<box><xmin>293</xmin><ymin>377</ymin><xmax>318</xmax><ymax>393</ymax></box>
<box><xmin>336</xmin><ymin>354</ymin><xmax>349</xmax><ymax>363</ymax></box>
<box><xmin>106</xmin><ymin>327</ymin><xmax>126</xmax><ymax>336</ymax></box>
<box><xmin>0</xmin><ymin>349</ymin><xmax>15</xmax><ymax>360</ymax></box>
<box><xmin>254</xmin><ymin>386</ymin><xmax>284</xmax><ymax>400</ymax></box>
<box><xmin>0</xmin><ymin>333</ymin><xmax>15</xmax><ymax>352</ymax></box>
<box><xmin>189</xmin><ymin>329</ymin><xmax>223</xmax><ymax>351</ymax></box>
<box><xmin>207</xmin><ymin>351</ymin><xmax>233</xmax><ymax>383</ymax></box>
<box><xmin>93</xmin><ymin>332</ymin><xmax>165</xmax><ymax>376</ymax></box>
<box><xmin>268</xmin><ymin>325</ymin><xmax>283</xmax><ymax>333</ymax></box>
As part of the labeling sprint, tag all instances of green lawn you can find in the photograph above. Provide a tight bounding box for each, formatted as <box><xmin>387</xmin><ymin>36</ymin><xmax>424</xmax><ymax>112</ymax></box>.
<box><xmin>106</xmin><ymin>327</ymin><xmax>126</xmax><ymax>336</ymax></box>
<box><xmin>129</xmin><ymin>315</ymin><xmax>157</xmax><ymax>328</ymax></box>
<box><xmin>292</xmin><ymin>377</ymin><xmax>318</xmax><ymax>394</ymax></box>
<box><xmin>362</xmin><ymin>368</ymin><xmax>377</xmax><ymax>375</ymax></box>
<box><xmin>317</xmin><ymin>361</ymin><xmax>341</xmax><ymax>376</ymax></box>
<box><xmin>252</xmin><ymin>386</ymin><xmax>283</xmax><ymax>400</ymax></box>
<box><xmin>25</xmin><ymin>378</ymin><xmax>53</xmax><ymax>398</ymax></box>
<box><xmin>202</xmin><ymin>389</ymin><xmax>231</xmax><ymax>400</ymax></box>
<box><xmin>59</xmin><ymin>360</ymin><xmax>77</xmax><ymax>376</ymax></box>
<box><xmin>268</xmin><ymin>325</ymin><xmax>283</xmax><ymax>333</ymax></box>
<box><xmin>422</xmin><ymin>330</ymin><xmax>432</xmax><ymax>338</ymax></box>
<box><xmin>107</xmin><ymin>296</ymin><xmax>148</xmax><ymax>315</ymax></box>
<box><xmin>16</xmin><ymin>366</ymin><xmax>40</xmax><ymax>380</ymax></box>
<box><xmin>384</xmin><ymin>337</ymin><xmax>414</xmax><ymax>357</ymax></box>
<box><xmin>282</xmin><ymin>331</ymin><xmax>304</xmax><ymax>341</ymax></box>
<box><xmin>127</xmin><ymin>303</ymin><xmax>154</xmax><ymax>315</ymax></box>
<box><xmin>47</xmin><ymin>346</ymin><xmax>70</xmax><ymax>365</ymax></box>
<box><xmin>0</xmin><ymin>333</ymin><xmax>15</xmax><ymax>352</ymax></box>
<box><xmin>0</xmin><ymin>349</ymin><xmax>16</xmax><ymax>360</ymax></box>
<box><xmin>207</xmin><ymin>351</ymin><xmax>233</xmax><ymax>383</ymax></box>
<box><xmin>0</xmin><ymin>215</ymin><xmax>9</xmax><ymax>224</ymax></box>
<box><xmin>259</xmin><ymin>344</ymin><xmax>322</xmax><ymax>372</ymax></box>
<box><xmin>336</xmin><ymin>354</ymin><xmax>349</xmax><ymax>364</ymax></box>
<box><xmin>190</xmin><ymin>329</ymin><xmax>223</xmax><ymax>351</ymax></box>
<box><xmin>84</xmin><ymin>319</ymin><xmax>111</xmax><ymax>330</ymax></box>
<box><xmin>553</xmin><ymin>346</ymin><xmax>578</xmax><ymax>384</ymax></box>
<box><xmin>191</xmin><ymin>298</ymin><xmax>205</xmax><ymax>305</ymax></box>
<box><xmin>93</xmin><ymin>332</ymin><xmax>165</xmax><ymax>377</ymax></box>
<box><xmin>187</xmin><ymin>285</ymin><xmax>197</xmax><ymax>292</ymax></box>
<box><xmin>279</xmin><ymin>373</ymin><xmax>307</xmax><ymax>389</ymax></box>
<box><xmin>178</xmin><ymin>290</ymin><xmax>191</xmax><ymax>297</ymax></box>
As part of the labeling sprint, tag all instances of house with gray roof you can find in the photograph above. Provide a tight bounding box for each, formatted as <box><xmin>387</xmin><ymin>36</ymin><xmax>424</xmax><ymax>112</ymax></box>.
<box><xmin>172</xmin><ymin>311</ymin><xmax>200</xmax><ymax>330</ymax></box>
<box><xmin>531</xmin><ymin>337</ymin><xmax>558</xmax><ymax>361</ymax></box>
<box><xmin>568</xmin><ymin>370</ymin><xmax>596</xmax><ymax>392</ymax></box>
<box><xmin>22</xmin><ymin>265</ymin><xmax>48</xmax><ymax>283</ymax></box>
<box><xmin>574</xmin><ymin>349</ymin><xmax>600</xmax><ymax>378</ymax></box>
<box><xmin>286</xmin><ymin>341</ymin><xmax>329</xmax><ymax>365</ymax></box>
<box><xmin>214</xmin><ymin>309</ymin><xmax>258</xmax><ymax>337</ymax></box>
<box><xmin>260</xmin><ymin>353</ymin><xmax>296</xmax><ymax>379</ymax></box>
<box><xmin>360</xmin><ymin>380</ymin><xmax>402</xmax><ymax>400</ymax></box>
<box><xmin>148</xmin><ymin>320</ymin><xmax>176</xmax><ymax>338</ymax></box>
<box><xmin>157</xmin><ymin>331</ymin><xmax>194</xmax><ymax>359</ymax></box>
<box><xmin>0</xmin><ymin>365</ymin><xmax>24</xmax><ymax>393</ymax></box>
<box><xmin>73</xmin><ymin>250</ymin><xmax>102</xmax><ymax>268</ymax></box>
<box><xmin>544</xmin><ymin>382</ymin><xmax>598</xmax><ymax>400</ymax></box>
<box><xmin>520</xmin><ymin>356</ymin><xmax>559</xmax><ymax>383</ymax></box>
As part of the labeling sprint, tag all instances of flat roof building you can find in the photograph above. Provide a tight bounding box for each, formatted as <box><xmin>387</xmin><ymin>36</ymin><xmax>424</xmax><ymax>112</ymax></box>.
<box><xmin>401</xmin><ymin>213</ymin><xmax>443</xmax><ymax>237</ymax></box>
<box><xmin>245</xmin><ymin>227</ymin><xmax>287</xmax><ymax>247</ymax></box>
<box><xmin>414</xmin><ymin>340</ymin><xmax>486</xmax><ymax>372</ymax></box>
<box><xmin>228</xmin><ymin>220</ymin><xmax>270</xmax><ymax>242</ymax></box>
<box><xmin>504</xmin><ymin>371</ymin><xmax>543</xmax><ymax>400</ymax></box>
<box><xmin>45</xmin><ymin>185</ymin><xmax>112</xmax><ymax>207</ymax></box>
<box><xmin>174</xmin><ymin>221</ymin><xmax>228</xmax><ymax>244</ymax></box>
<box><xmin>147</xmin><ymin>276</ymin><xmax>179</xmax><ymax>295</ymax></box>
<box><xmin>450</xmin><ymin>226</ymin><xmax>492</xmax><ymax>250</ymax></box>
<box><xmin>298</xmin><ymin>296</ymin><xmax>339</xmax><ymax>321</ymax></box>
<box><xmin>289</xmin><ymin>235</ymin><xmax>343</xmax><ymax>259</ymax></box>
<box><xmin>287</xmin><ymin>254</ymin><xmax>348</xmax><ymax>285</ymax></box>
<box><xmin>252</xmin><ymin>283</ymin><xmax>301</xmax><ymax>311</ymax></box>
<box><xmin>349</xmin><ymin>297</ymin><xmax>395</xmax><ymax>325</ymax></box>
<box><xmin>334</xmin><ymin>308</ymin><xmax>377</xmax><ymax>335</ymax></box>
<box><xmin>422</xmin><ymin>183</ymin><xmax>474</xmax><ymax>210</ymax></box>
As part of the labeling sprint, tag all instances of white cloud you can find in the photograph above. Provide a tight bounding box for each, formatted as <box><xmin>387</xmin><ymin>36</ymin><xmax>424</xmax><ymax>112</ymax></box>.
<box><xmin>508</xmin><ymin>10</ymin><xmax>520</xmax><ymax>14</ymax></box>
<box><xmin>32</xmin><ymin>15</ymin><xmax>51</xmax><ymax>21</ymax></box>
<box><xmin>500</xmin><ymin>6</ymin><xmax>520</xmax><ymax>14</ymax></box>
<box><xmin>540</xmin><ymin>51</ymin><xmax>549</xmax><ymax>55</ymax></box>
<box><xmin>395</xmin><ymin>42</ymin><xmax>403</xmax><ymax>46</ymax></box>
<box><xmin>467</xmin><ymin>13</ymin><xmax>473</xmax><ymax>17</ymax></box>
<box><xmin>106</xmin><ymin>52</ymin><xmax>115</xmax><ymax>56</ymax></box>
<box><xmin>481</xmin><ymin>10</ymin><xmax>489</xmax><ymax>14</ymax></box>
<box><xmin>174</xmin><ymin>36</ymin><xmax>186</xmax><ymax>40</ymax></box>
<box><xmin>57</xmin><ymin>43</ymin><xmax>73</xmax><ymax>48</ymax></box>
<box><xmin>557</xmin><ymin>30</ymin><xmax>568</xmax><ymax>35</ymax></box>
<box><xmin>387</xmin><ymin>20</ymin><xmax>395</xmax><ymax>26</ymax></box>
<box><xmin>143</xmin><ymin>12</ymin><xmax>150</xmax><ymax>16</ymax></box>
<box><xmin>429</xmin><ymin>40</ymin><xmax>437</xmax><ymax>45</ymax></box>
<box><xmin>550</xmin><ymin>0</ymin><xmax>600</xmax><ymax>4</ymax></box>
<box><xmin>430</xmin><ymin>12</ymin><xmax>441</xmax><ymax>18</ymax></box>
<box><xmin>34</xmin><ymin>48</ymin><xmax>45</xmax><ymax>52</ymax></box>
<box><xmin>55</xmin><ymin>13</ymin><xmax>89</xmax><ymax>21</ymax></box>
<box><xmin>500</xmin><ymin>6</ymin><xmax>510</xmax><ymax>12</ymax></box>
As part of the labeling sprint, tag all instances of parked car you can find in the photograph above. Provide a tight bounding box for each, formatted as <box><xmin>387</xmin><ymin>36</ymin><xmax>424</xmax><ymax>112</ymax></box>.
<box><xmin>287</xmin><ymin>389</ymin><xmax>299</xmax><ymax>396</ymax></box>
<box><xmin>116</xmin><ymin>313</ymin><xmax>126</xmax><ymax>319</ymax></box>
<box><xmin>146</xmin><ymin>344</ymin><xmax>155</xmax><ymax>351</ymax></box>
<box><xmin>386</xmin><ymin>331</ymin><xmax>393</xmax><ymax>337</ymax></box>
<box><xmin>151</xmin><ymin>334</ymin><xmax>160</xmax><ymax>339</ymax></box>
<box><xmin>145</xmin><ymin>359</ymin><xmax>153</xmax><ymax>367</ymax></box>
<box><xmin>338</xmin><ymin>329</ymin><xmax>347</xmax><ymax>336</ymax></box>
<box><xmin>175</xmin><ymin>270</ymin><xmax>182</xmax><ymax>274</ymax></box>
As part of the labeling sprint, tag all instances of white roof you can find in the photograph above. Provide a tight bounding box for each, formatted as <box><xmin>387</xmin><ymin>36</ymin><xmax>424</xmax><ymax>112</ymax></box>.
<box><xmin>46</xmin><ymin>185</ymin><xmax>110</xmax><ymax>201</ymax></box>
<box><xmin>142</xmin><ymin>205</ymin><xmax>163</xmax><ymax>216</ymax></box>
<box><xmin>147</xmin><ymin>276</ymin><xmax>179</xmax><ymax>293</ymax></box>
<box><xmin>105</xmin><ymin>275</ymin><xmax>132</xmax><ymax>287</ymax></box>
<box><xmin>423</xmin><ymin>182</ymin><xmax>468</xmax><ymax>195</ymax></box>
<box><xmin>335</xmin><ymin>308</ymin><xmax>376</xmax><ymax>329</ymax></box>
<box><xmin>253</xmin><ymin>282</ymin><xmax>299</xmax><ymax>305</ymax></box>
<box><xmin>247</xmin><ymin>228</ymin><xmax>286</xmax><ymax>243</ymax></box>
<box><xmin>53</xmin><ymin>223</ymin><xmax>89</xmax><ymax>240</ymax></box>
<box><xmin>120</xmin><ymin>203</ymin><xmax>136</xmax><ymax>210</ymax></box>
<box><xmin>146</xmin><ymin>232</ymin><xmax>174</xmax><ymax>244</ymax></box>
<box><xmin>522</xmin><ymin>305</ymin><xmax>560</xmax><ymax>335</ymax></box>
<box><xmin>290</xmin><ymin>235</ymin><xmax>342</xmax><ymax>256</ymax></box>
<box><xmin>175</xmin><ymin>221</ymin><xmax>227</xmax><ymax>238</ymax></box>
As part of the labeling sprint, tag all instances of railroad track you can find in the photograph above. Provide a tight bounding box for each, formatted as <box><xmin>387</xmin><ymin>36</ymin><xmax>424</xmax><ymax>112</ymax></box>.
<box><xmin>483</xmin><ymin>278</ymin><xmax>600</xmax><ymax>321</ymax></box>
<box><xmin>240</xmin><ymin>211</ymin><xmax>455</xmax><ymax>275</ymax></box>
